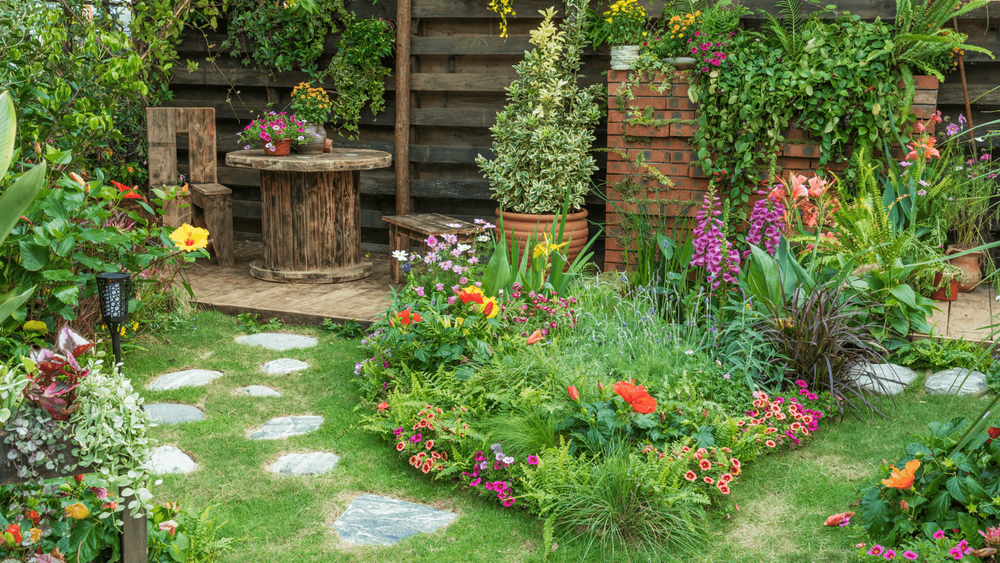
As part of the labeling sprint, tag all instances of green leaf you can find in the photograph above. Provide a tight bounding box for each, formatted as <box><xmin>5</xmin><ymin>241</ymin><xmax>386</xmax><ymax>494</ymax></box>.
<box><xmin>67</xmin><ymin>519</ymin><xmax>103</xmax><ymax>563</ymax></box>
<box><xmin>52</xmin><ymin>285</ymin><xmax>79</xmax><ymax>306</ymax></box>
<box><xmin>0</xmin><ymin>286</ymin><xmax>34</xmax><ymax>323</ymax></box>
<box><xmin>925</xmin><ymin>490</ymin><xmax>951</xmax><ymax>521</ymax></box>
<box><xmin>0</xmin><ymin>91</ymin><xmax>15</xmax><ymax>174</ymax></box>
<box><xmin>0</xmin><ymin>162</ymin><xmax>46</xmax><ymax>248</ymax></box>
<box><xmin>889</xmin><ymin>284</ymin><xmax>919</xmax><ymax>310</ymax></box>
<box><xmin>19</xmin><ymin>241</ymin><xmax>49</xmax><ymax>271</ymax></box>
<box><xmin>946</xmin><ymin>476</ymin><xmax>969</xmax><ymax>504</ymax></box>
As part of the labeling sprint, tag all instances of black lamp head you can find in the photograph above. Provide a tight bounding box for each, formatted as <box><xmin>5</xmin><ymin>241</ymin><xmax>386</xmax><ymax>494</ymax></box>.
<box><xmin>95</xmin><ymin>272</ymin><xmax>131</xmax><ymax>325</ymax></box>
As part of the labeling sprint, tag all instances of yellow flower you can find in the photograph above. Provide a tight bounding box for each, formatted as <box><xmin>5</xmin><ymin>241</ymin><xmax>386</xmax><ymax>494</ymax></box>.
<box><xmin>480</xmin><ymin>297</ymin><xmax>500</xmax><ymax>319</ymax></box>
<box><xmin>65</xmin><ymin>503</ymin><xmax>89</xmax><ymax>520</ymax></box>
<box><xmin>169</xmin><ymin>223</ymin><xmax>210</xmax><ymax>252</ymax></box>
<box><xmin>29</xmin><ymin>528</ymin><xmax>41</xmax><ymax>543</ymax></box>
<box><xmin>532</xmin><ymin>234</ymin><xmax>570</xmax><ymax>259</ymax></box>
<box><xmin>23</xmin><ymin>320</ymin><xmax>48</xmax><ymax>334</ymax></box>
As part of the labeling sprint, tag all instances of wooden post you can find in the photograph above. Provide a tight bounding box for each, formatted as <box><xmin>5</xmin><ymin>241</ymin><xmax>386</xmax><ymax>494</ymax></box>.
<box><xmin>394</xmin><ymin>0</ymin><xmax>412</xmax><ymax>217</ymax></box>
<box><xmin>146</xmin><ymin>108</ymin><xmax>177</xmax><ymax>190</ymax></box>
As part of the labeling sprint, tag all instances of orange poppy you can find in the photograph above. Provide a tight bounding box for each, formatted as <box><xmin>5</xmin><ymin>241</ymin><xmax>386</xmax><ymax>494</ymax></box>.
<box><xmin>613</xmin><ymin>380</ymin><xmax>657</xmax><ymax>414</ymax></box>
<box><xmin>881</xmin><ymin>459</ymin><xmax>920</xmax><ymax>489</ymax></box>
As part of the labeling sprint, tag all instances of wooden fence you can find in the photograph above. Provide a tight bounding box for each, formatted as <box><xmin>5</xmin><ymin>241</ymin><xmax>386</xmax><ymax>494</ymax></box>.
<box><xmin>163</xmin><ymin>0</ymin><xmax>1000</xmax><ymax>264</ymax></box>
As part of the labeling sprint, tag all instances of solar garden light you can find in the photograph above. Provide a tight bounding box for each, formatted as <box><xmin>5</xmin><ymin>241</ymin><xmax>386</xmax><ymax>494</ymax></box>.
<box><xmin>95</xmin><ymin>272</ymin><xmax>131</xmax><ymax>373</ymax></box>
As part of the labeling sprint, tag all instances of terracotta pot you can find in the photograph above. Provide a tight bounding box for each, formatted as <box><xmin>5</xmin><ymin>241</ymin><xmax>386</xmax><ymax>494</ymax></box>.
<box><xmin>945</xmin><ymin>246</ymin><xmax>985</xmax><ymax>292</ymax></box>
<box><xmin>263</xmin><ymin>139</ymin><xmax>292</xmax><ymax>156</ymax></box>
<box><xmin>494</xmin><ymin>208</ymin><xmax>589</xmax><ymax>264</ymax></box>
<box><xmin>931</xmin><ymin>272</ymin><xmax>958</xmax><ymax>301</ymax></box>
<box><xmin>296</xmin><ymin>123</ymin><xmax>327</xmax><ymax>155</ymax></box>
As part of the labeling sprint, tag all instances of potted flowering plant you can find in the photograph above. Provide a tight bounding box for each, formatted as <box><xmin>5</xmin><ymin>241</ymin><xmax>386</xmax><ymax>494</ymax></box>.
<box><xmin>237</xmin><ymin>112</ymin><xmax>304</xmax><ymax>156</ymax></box>
<box><xmin>594</xmin><ymin>0</ymin><xmax>648</xmax><ymax>69</ymax></box>
<box><xmin>290</xmin><ymin>82</ymin><xmax>333</xmax><ymax>155</ymax></box>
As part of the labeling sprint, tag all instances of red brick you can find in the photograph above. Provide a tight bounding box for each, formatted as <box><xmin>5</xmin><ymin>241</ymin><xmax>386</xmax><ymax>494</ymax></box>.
<box><xmin>912</xmin><ymin>105</ymin><xmax>936</xmax><ymax>119</ymax></box>
<box><xmin>604</xmin><ymin>250</ymin><xmax>624</xmax><ymax>264</ymax></box>
<box><xmin>644</xmin><ymin>150</ymin><xmax>667</xmax><ymax>164</ymax></box>
<box><xmin>913</xmin><ymin>89</ymin><xmax>938</xmax><ymax>105</ymax></box>
<box><xmin>670</xmin><ymin>123</ymin><xmax>698</xmax><ymax>137</ymax></box>
<box><xmin>649</xmin><ymin>138</ymin><xmax>694</xmax><ymax>151</ymax></box>
<box><xmin>625</xmin><ymin>123</ymin><xmax>671</xmax><ymax>137</ymax></box>
<box><xmin>608</xmin><ymin>81</ymin><xmax>626</xmax><ymax>96</ymax></box>
<box><xmin>897</xmin><ymin>75</ymin><xmax>939</xmax><ymax>90</ymax></box>
<box><xmin>607</xmin><ymin>110</ymin><xmax>624</xmax><ymax>123</ymax></box>
<box><xmin>635</xmin><ymin>96</ymin><xmax>667</xmax><ymax>110</ymax></box>
<box><xmin>608</xmin><ymin>122</ymin><xmax>623</xmax><ymax>136</ymax></box>
<box><xmin>608</xmin><ymin>70</ymin><xmax>630</xmax><ymax>82</ymax></box>
<box><xmin>776</xmin><ymin>156</ymin><xmax>813</xmax><ymax>170</ymax></box>
<box><xmin>669</xmin><ymin>150</ymin><xmax>695</xmax><ymax>163</ymax></box>
<box><xmin>607</xmin><ymin>161</ymin><xmax>631</xmax><ymax>175</ymax></box>
<box><xmin>783</xmin><ymin>128</ymin><xmax>811</xmax><ymax>140</ymax></box>
<box><xmin>672</xmin><ymin>84</ymin><xmax>690</xmax><ymax>98</ymax></box>
<box><xmin>647</xmin><ymin>162</ymin><xmax>690</xmax><ymax>176</ymax></box>
<box><xmin>783</xmin><ymin>144</ymin><xmax>819</xmax><ymax>158</ymax></box>
<box><xmin>670</xmin><ymin>71</ymin><xmax>690</xmax><ymax>84</ymax></box>
<box><xmin>667</xmin><ymin>96</ymin><xmax>698</xmax><ymax>110</ymax></box>
<box><xmin>608</xmin><ymin>96</ymin><xmax>617</xmax><ymax>110</ymax></box>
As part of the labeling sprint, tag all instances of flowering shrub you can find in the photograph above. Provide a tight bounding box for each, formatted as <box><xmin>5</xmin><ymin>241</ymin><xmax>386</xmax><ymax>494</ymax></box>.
<box><xmin>654</xmin><ymin>443</ymin><xmax>742</xmax><ymax>500</ymax></box>
<box><xmin>598</xmin><ymin>0</ymin><xmax>648</xmax><ymax>47</ymax></box>
<box><xmin>0</xmin><ymin>476</ymin><xmax>123</xmax><ymax>562</ymax></box>
<box><xmin>237</xmin><ymin>112</ymin><xmax>305</xmax><ymax>150</ymax></box>
<box><xmin>390</xmin><ymin>220</ymin><xmax>493</xmax><ymax>295</ymax></box>
<box><xmin>392</xmin><ymin>404</ymin><xmax>464</xmax><ymax>476</ymax></box>
<box><xmin>502</xmin><ymin>283</ymin><xmax>579</xmax><ymax>341</ymax></box>
<box><xmin>290</xmin><ymin>82</ymin><xmax>332</xmax><ymax>125</ymax></box>
<box><xmin>739</xmin><ymin>384</ymin><xmax>825</xmax><ymax>450</ymax></box>
<box><xmin>859</xmin><ymin>417</ymin><xmax>999</xmax><ymax>550</ymax></box>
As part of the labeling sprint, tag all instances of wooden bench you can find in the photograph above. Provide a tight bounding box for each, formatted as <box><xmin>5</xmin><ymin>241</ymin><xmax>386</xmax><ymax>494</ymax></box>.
<box><xmin>381</xmin><ymin>213</ymin><xmax>478</xmax><ymax>283</ymax></box>
<box><xmin>146</xmin><ymin>107</ymin><xmax>234</xmax><ymax>267</ymax></box>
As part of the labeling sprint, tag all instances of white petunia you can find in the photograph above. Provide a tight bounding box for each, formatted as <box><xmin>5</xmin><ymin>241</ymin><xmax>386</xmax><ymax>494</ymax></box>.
<box><xmin>391</xmin><ymin>250</ymin><xmax>409</xmax><ymax>261</ymax></box>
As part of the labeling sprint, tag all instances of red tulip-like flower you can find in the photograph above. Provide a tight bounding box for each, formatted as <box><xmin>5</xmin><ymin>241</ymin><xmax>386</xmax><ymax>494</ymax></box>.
<box><xmin>567</xmin><ymin>385</ymin><xmax>580</xmax><ymax>403</ymax></box>
<box><xmin>397</xmin><ymin>308</ymin><xmax>421</xmax><ymax>325</ymax></box>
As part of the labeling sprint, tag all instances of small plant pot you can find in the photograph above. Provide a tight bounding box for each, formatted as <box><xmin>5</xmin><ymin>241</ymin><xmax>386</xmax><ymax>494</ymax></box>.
<box><xmin>931</xmin><ymin>272</ymin><xmax>958</xmax><ymax>301</ymax></box>
<box><xmin>610</xmin><ymin>45</ymin><xmax>640</xmax><ymax>70</ymax></box>
<box><xmin>296</xmin><ymin>123</ymin><xmax>327</xmax><ymax>155</ymax></box>
<box><xmin>263</xmin><ymin>139</ymin><xmax>292</xmax><ymax>156</ymax></box>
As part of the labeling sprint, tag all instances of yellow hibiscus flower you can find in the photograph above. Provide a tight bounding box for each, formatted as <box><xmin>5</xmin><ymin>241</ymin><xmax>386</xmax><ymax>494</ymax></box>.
<box><xmin>169</xmin><ymin>224</ymin><xmax>210</xmax><ymax>252</ymax></box>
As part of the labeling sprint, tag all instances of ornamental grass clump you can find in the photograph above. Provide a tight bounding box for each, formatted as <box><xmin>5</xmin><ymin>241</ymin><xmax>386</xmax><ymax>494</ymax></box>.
<box><xmin>476</xmin><ymin>0</ymin><xmax>603</xmax><ymax>215</ymax></box>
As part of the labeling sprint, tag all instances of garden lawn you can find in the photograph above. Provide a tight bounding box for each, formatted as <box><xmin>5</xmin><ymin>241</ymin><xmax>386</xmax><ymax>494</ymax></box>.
<box><xmin>125</xmin><ymin>310</ymin><xmax>993</xmax><ymax>562</ymax></box>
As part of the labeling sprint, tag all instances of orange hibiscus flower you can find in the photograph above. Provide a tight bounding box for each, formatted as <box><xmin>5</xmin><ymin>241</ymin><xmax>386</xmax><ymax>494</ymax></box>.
<box><xmin>881</xmin><ymin>459</ymin><xmax>920</xmax><ymax>489</ymax></box>
<box><xmin>397</xmin><ymin>308</ymin><xmax>421</xmax><ymax>325</ymax></box>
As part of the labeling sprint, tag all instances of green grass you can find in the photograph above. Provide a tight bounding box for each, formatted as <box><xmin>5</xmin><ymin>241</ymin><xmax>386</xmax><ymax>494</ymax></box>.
<box><xmin>126</xmin><ymin>311</ymin><xmax>993</xmax><ymax>562</ymax></box>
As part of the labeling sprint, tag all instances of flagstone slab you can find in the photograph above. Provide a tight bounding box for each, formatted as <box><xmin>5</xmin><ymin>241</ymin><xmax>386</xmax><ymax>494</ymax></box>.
<box><xmin>236</xmin><ymin>333</ymin><xmax>317</xmax><ymax>351</ymax></box>
<box><xmin>240</xmin><ymin>385</ymin><xmax>283</xmax><ymax>397</ymax></box>
<box><xmin>250</xmin><ymin>416</ymin><xmax>323</xmax><ymax>440</ymax></box>
<box><xmin>150</xmin><ymin>446</ymin><xmax>197</xmax><ymax>475</ymax></box>
<box><xmin>269</xmin><ymin>452</ymin><xmax>340</xmax><ymax>475</ymax></box>
<box><xmin>145</xmin><ymin>404</ymin><xmax>204</xmax><ymax>424</ymax></box>
<box><xmin>925</xmin><ymin>368</ymin><xmax>987</xmax><ymax>396</ymax></box>
<box><xmin>148</xmin><ymin>369</ymin><xmax>223</xmax><ymax>391</ymax></box>
<box><xmin>848</xmin><ymin>363</ymin><xmax>918</xmax><ymax>395</ymax></box>
<box><xmin>263</xmin><ymin>358</ymin><xmax>309</xmax><ymax>375</ymax></box>
<box><xmin>333</xmin><ymin>495</ymin><xmax>457</xmax><ymax>546</ymax></box>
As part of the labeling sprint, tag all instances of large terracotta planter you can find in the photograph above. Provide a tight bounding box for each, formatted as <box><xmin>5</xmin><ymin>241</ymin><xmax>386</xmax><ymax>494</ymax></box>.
<box><xmin>494</xmin><ymin>208</ymin><xmax>589</xmax><ymax>264</ymax></box>
<box><xmin>945</xmin><ymin>246</ymin><xmax>985</xmax><ymax>292</ymax></box>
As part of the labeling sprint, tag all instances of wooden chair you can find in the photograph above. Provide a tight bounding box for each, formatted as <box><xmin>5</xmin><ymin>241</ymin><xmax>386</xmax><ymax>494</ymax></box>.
<box><xmin>381</xmin><ymin>214</ymin><xmax>478</xmax><ymax>283</ymax></box>
<box><xmin>146</xmin><ymin>107</ymin><xmax>234</xmax><ymax>267</ymax></box>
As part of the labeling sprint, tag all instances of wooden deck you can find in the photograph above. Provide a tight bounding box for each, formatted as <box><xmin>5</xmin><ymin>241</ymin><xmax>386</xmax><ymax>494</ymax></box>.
<box><xmin>925</xmin><ymin>285</ymin><xmax>999</xmax><ymax>343</ymax></box>
<box><xmin>185</xmin><ymin>238</ymin><xmax>395</xmax><ymax>326</ymax></box>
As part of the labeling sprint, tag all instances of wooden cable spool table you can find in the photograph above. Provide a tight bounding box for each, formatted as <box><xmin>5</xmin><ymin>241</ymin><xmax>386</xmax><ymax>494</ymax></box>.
<box><xmin>225</xmin><ymin>149</ymin><xmax>392</xmax><ymax>283</ymax></box>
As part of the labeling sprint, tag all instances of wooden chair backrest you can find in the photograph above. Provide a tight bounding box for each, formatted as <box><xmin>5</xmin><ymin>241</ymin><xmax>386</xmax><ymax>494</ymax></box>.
<box><xmin>146</xmin><ymin>107</ymin><xmax>217</xmax><ymax>188</ymax></box>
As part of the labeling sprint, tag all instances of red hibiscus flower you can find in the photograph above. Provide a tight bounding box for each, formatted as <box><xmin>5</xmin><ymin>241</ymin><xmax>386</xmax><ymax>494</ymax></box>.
<box><xmin>613</xmin><ymin>380</ymin><xmax>657</xmax><ymax>414</ymax></box>
<box><xmin>397</xmin><ymin>308</ymin><xmax>421</xmax><ymax>325</ymax></box>
<box><xmin>5</xmin><ymin>523</ymin><xmax>20</xmax><ymax>545</ymax></box>
<box><xmin>110</xmin><ymin>180</ymin><xmax>144</xmax><ymax>199</ymax></box>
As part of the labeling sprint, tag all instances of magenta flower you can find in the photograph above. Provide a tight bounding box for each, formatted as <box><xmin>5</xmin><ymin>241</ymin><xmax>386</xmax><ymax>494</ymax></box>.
<box><xmin>415</xmin><ymin>286</ymin><xmax>425</xmax><ymax>297</ymax></box>
<box><xmin>502</xmin><ymin>497</ymin><xmax>516</xmax><ymax>507</ymax></box>
<box><xmin>469</xmin><ymin>478</ymin><xmax>481</xmax><ymax>487</ymax></box>
<box><xmin>527</xmin><ymin>455</ymin><xmax>539</xmax><ymax>465</ymax></box>
<box><xmin>409</xmin><ymin>433</ymin><xmax>423</xmax><ymax>443</ymax></box>
<box><xmin>869</xmin><ymin>546</ymin><xmax>884</xmax><ymax>556</ymax></box>
<box><xmin>949</xmin><ymin>547</ymin><xmax>964</xmax><ymax>559</ymax></box>
<box><xmin>933</xmin><ymin>530</ymin><xmax>947</xmax><ymax>539</ymax></box>
<box><xmin>884</xmin><ymin>549</ymin><xmax>895</xmax><ymax>559</ymax></box>
<box><xmin>903</xmin><ymin>551</ymin><xmax>919</xmax><ymax>560</ymax></box>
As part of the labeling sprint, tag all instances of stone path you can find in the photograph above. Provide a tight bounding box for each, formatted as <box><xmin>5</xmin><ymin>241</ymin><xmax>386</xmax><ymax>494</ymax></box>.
<box><xmin>849</xmin><ymin>363</ymin><xmax>918</xmax><ymax>395</ymax></box>
<box><xmin>925</xmin><ymin>368</ymin><xmax>988</xmax><ymax>396</ymax></box>
<box><xmin>148</xmin><ymin>369</ymin><xmax>223</xmax><ymax>391</ymax></box>
<box><xmin>145</xmin><ymin>404</ymin><xmax>204</xmax><ymax>424</ymax></box>
<box><xmin>269</xmin><ymin>452</ymin><xmax>340</xmax><ymax>475</ymax></box>
<box><xmin>250</xmin><ymin>416</ymin><xmax>323</xmax><ymax>440</ymax></box>
<box><xmin>239</xmin><ymin>385</ymin><xmax>282</xmax><ymax>397</ymax></box>
<box><xmin>333</xmin><ymin>495</ymin><xmax>457</xmax><ymax>546</ymax></box>
<box><xmin>236</xmin><ymin>333</ymin><xmax>317</xmax><ymax>351</ymax></box>
<box><xmin>263</xmin><ymin>358</ymin><xmax>309</xmax><ymax>374</ymax></box>
<box><xmin>151</xmin><ymin>446</ymin><xmax>197</xmax><ymax>475</ymax></box>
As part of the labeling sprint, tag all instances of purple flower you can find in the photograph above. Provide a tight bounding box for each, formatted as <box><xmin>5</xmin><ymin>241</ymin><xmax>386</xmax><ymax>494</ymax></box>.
<box><xmin>946</xmin><ymin>123</ymin><xmax>961</xmax><ymax>136</ymax></box>
<box><xmin>436</xmin><ymin>283</ymin><xmax>444</xmax><ymax>291</ymax></box>
<box><xmin>899</xmin><ymin>161</ymin><xmax>912</xmax><ymax>167</ymax></box>
<box><xmin>415</xmin><ymin>286</ymin><xmax>425</xmax><ymax>297</ymax></box>
<box><xmin>917</xmin><ymin>189</ymin><xmax>927</xmax><ymax>196</ymax></box>
<box><xmin>691</xmin><ymin>192</ymin><xmax>740</xmax><ymax>289</ymax></box>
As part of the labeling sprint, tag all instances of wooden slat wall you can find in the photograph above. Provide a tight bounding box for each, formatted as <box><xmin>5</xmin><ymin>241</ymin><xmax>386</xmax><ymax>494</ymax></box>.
<box><xmin>166</xmin><ymin>0</ymin><xmax>998</xmax><ymax>255</ymax></box>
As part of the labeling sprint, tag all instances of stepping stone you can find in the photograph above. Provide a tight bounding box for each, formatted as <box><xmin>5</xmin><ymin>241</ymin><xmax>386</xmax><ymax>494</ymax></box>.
<box><xmin>236</xmin><ymin>333</ymin><xmax>317</xmax><ymax>351</ymax></box>
<box><xmin>250</xmin><ymin>415</ymin><xmax>323</xmax><ymax>440</ymax></box>
<box><xmin>150</xmin><ymin>446</ymin><xmax>197</xmax><ymax>475</ymax></box>
<box><xmin>333</xmin><ymin>494</ymin><xmax>457</xmax><ymax>546</ymax></box>
<box><xmin>148</xmin><ymin>369</ymin><xmax>223</xmax><ymax>391</ymax></box>
<box><xmin>848</xmin><ymin>363</ymin><xmax>917</xmax><ymax>395</ymax></box>
<box><xmin>925</xmin><ymin>368</ymin><xmax>987</xmax><ymax>396</ymax></box>
<box><xmin>145</xmin><ymin>404</ymin><xmax>204</xmax><ymax>424</ymax></box>
<box><xmin>263</xmin><ymin>358</ymin><xmax>309</xmax><ymax>375</ymax></box>
<box><xmin>240</xmin><ymin>385</ymin><xmax>282</xmax><ymax>397</ymax></box>
<box><xmin>269</xmin><ymin>452</ymin><xmax>340</xmax><ymax>475</ymax></box>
